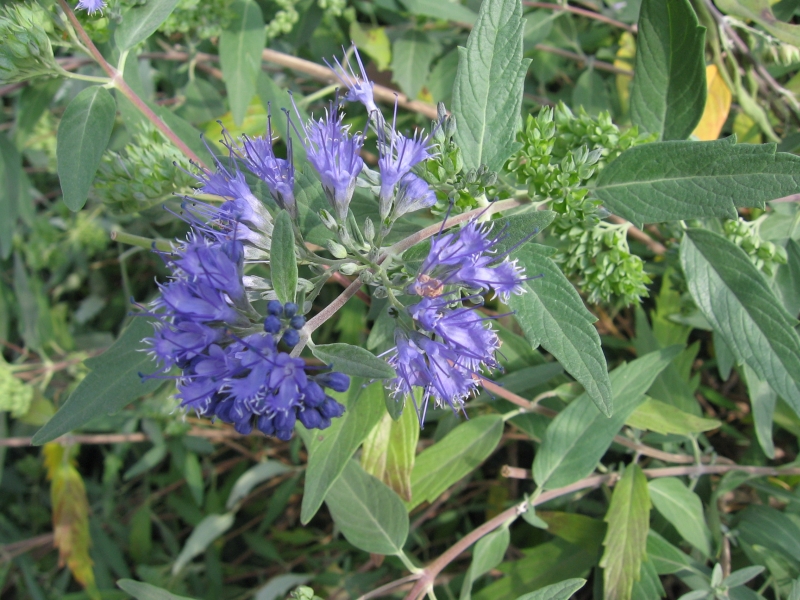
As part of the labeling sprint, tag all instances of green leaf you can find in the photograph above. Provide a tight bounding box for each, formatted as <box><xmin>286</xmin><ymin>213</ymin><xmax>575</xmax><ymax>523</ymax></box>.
<box><xmin>117</xmin><ymin>580</ymin><xmax>197</xmax><ymax>600</ymax></box>
<box><xmin>0</xmin><ymin>134</ymin><xmax>21</xmax><ymax>259</ymax></box>
<box><xmin>508</xmin><ymin>244</ymin><xmax>612</xmax><ymax>415</ymax></box>
<box><xmin>646</xmin><ymin>530</ymin><xmax>691</xmax><ymax>575</ymax></box>
<box><xmin>56</xmin><ymin>86</ymin><xmax>116</xmax><ymax>211</ymax></box>
<box><xmin>31</xmin><ymin>318</ymin><xmax>161</xmax><ymax>445</ymax></box>
<box><xmin>452</xmin><ymin>0</ymin><xmax>531</xmax><ymax>172</ymax></box>
<box><xmin>172</xmin><ymin>513</ymin><xmax>235</xmax><ymax>574</ymax></box>
<box><xmin>631</xmin><ymin>558</ymin><xmax>666</xmax><ymax>600</ymax></box>
<box><xmin>513</xmin><ymin>579</ymin><xmax>587</xmax><ymax>600</ymax></box>
<box><xmin>736</xmin><ymin>505</ymin><xmax>800</xmax><ymax>567</ymax></box>
<box><xmin>533</xmin><ymin>346</ymin><xmax>680</xmax><ymax>490</ymax></box>
<box><xmin>300</xmin><ymin>382</ymin><xmax>385</xmax><ymax>524</ymax></box>
<box><xmin>572</xmin><ymin>68</ymin><xmax>610</xmax><ymax>116</ymax></box>
<box><xmin>399</xmin><ymin>0</ymin><xmax>478</xmax><ymax>24</ymax></box>
<box><xmin>460</xmin><ymin>525</ymin><xmax>511</xmax><ymax>600</ymax></box>
<box><xmin>391</xmin><ymin>30</ymin><xmax>440</xmax><ymax>100</ymax></box>
<box><xmin>115</xmin><ymin>0</ymin><xmax>181</xmax><ymax>50</ymax></box>
<box><xmin>408</xmin><ymin>414</ymin><xmax>504</xmax><ymax>510</ymax></box>
<box><xmin>183</xmin><ymin>453</ymin><xmax>204</xmax><ymax>506</ymax></box>
<box><xmin>717</xmin><ymin>0</ymin><xmax>800</xmax><ymax>46</ymax></box>
<box><xmin>180</xmin><ymin>79</ymin><xmax>225</xmax><ymax>125</ymax></box>
<box><xmin>743</xmin><ymin>364</ymin><xmax>777</xmax><ymax>459</ymax></box>
<box><xmin>595</xmin><ymin>137</ymin><xmax>800</xmax><ymax>226</ymax></box>
<box><xmin>361</xmin><ymin>406</ymin><xmax>419</xmax><ymax>501</ymax></box>
<box><xmin>680</xmin><ymin>229</ymin><xmax>800</xmax><ymax>414</ymax></box>
<box><xmin>270</xmin><ymin>211</ymin><xmax>297</xmax><ymax>304</ymax></box>
<box><xmin>489</xmin><ymin>210</ymin><xmax>556</xmax><ymax>255</ymax></box>
<box><xmin>226</xmin><ymin>461</ymin><xmax>293</xmax><ymax>511</ymax></box>
<box><xmin>219</xmin><ymin>0</ymin><xmax>266</xmax><ymax>127</ymax></box>
<box><xmin>630</xmin><ymin>0</ymin><xmax>706</xmax><ymax>140</ymax></box>
<box><xmin>324</xmin><ymin>460</ymin><xmax>409</xmax><ymax>555</ymax></box>
<box><xmin>648</xmin><ymin>478</ymin><xmax>712</xmax><ymax>556</ymax></box>
<box><xmin>600</xmin><ymin>464</ymin><xmax>650</xmax><ymax>600</ymax></box>
<box><xmin>626</xmin><ymin>397</ymin><xmax>721</xmax><ymax>435</ymax></box>
<box><xmin>311</xmin><ymin>343</ymin><xmax>396</xmax><ymax>380</ymax></box>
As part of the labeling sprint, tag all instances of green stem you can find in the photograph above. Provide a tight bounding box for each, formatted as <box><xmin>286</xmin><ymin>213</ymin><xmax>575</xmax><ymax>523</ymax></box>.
<box><xmin>111</xmin><ymin>230</ymin><xmax>172</xmax><ymax>252</ymax></box>
<box><xmin>56</xmin><ymin>66</ymin><xmax>111</xmax><ymax>84</ymax></box>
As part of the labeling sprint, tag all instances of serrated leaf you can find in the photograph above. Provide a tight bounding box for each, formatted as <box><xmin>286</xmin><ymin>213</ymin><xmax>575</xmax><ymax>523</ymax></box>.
<box><xmin>600</xmin><ymin>464</ymin><xmax>650</xmax><ymax>600</ymax></box>
<box><xmin>533</xmin><ymin>346</ymin><xmax>681</xmax><ymax>490</ymax></box>
<box><xmin>717</xmin><ymin>0</ymin><xmax>800</xmax><ymax>46</ymax></box>
<box><xmin>172</xmin><ymin>513</ymin><xmax>235</xmax><ymax>574</ymax></box>
<box><xmin>270</xmin><ymin>210</ymin><xmax>297</xmax><ymax>304</ymax></box>
<box><xmin>311</xmin><ymin>343</ymin><xmax>396</xmax><ymax>380</ymax></box>
<box><xmin>32</xmin><ymin>318</ymin><xmax>161</xmax><ymax>445</ymax></box>
<box><xmin>508</xmin><ymin>244</ymin><xmax>612</xmax><ymax>415</ymax></box>
<box><xmin>743</xmin><ymin>364</ymin><xmax>777</xmax><ymax>459</ymax></box>
<box><xmin>648</xmin><ymin>478</ymin><xmax>712</xmax><ymax>556</ymax></box>
<box><xmin>391</xmin><ymin>30</ymin><xmax>439</xmax><ymax>100</ymax></box>
<box><xmin>692</xmin><ymin>65</ymin><xmax>732</xmax><ymax>141</ymax></box>
<box><xmin>626</xmin><ymin>397</ymin><xmax>721</xmax><ymax>435</ymax></box>
<box><xmin>460</xmin><ymin>525</ymin><xmax>510</xmax><ymax>600</ymax></box>
<box><xmin>300</xmin><ymin>381</ymin><xmax>385</xmax><ymax>523</ymax></box>
<box><xmin>219</xmin><ymin>0</ymin><xmax>266</xmax><ymax>127</ymax></box>
<box><xmin>57</xmin><ymin>86</ymin><xmax>116</xmax><ymax>211</ymax></box>
<box><xmin>595</xmin><ymin>137</ymin><xmax>800</xmax><ymax>226</ymax></box>
<box><xmin>408</xmin><ymin>414</ymin><xmax>503</xmax><ymax>510</ymax></box>
<box><xmin>44</xmin><ymin>443</ymin><xmax>98</xmax><ymax>598</ymax></box>
<box><xmin>117</xmin><ymin>580</ymin><xmax>197</xmax><ymax>600</ymax></box>
<box><xmin>115</xmin><ymin>0</ymin><xmax>181</xmax><ymax>50</ymax></box>
<box><xmin>452</xmin><ymin>0</ymin><xmax>531</xmax><ymax>172</ymax></box>
<box><xmin>513</xmin><ymin>579</ymin><xmax>587</xmax><ymax>600</ymax></box>
<box><xmin>226</xmin><ymin>461</ymin><xmax>293</xmax><ymax>511</ymax></box>
<box><xmin>630</xmin><ymin>0</ymin><xmax>706</xmax><ymax>141</ymax></box>
<box><xmin>680</xmin><ymin>229</ymin><xmax>800</xmax><ymax>414</ymax></box>
<box><xmin>325</xmin><ymin>460</ymin><xmax>409</xmax><ymax>555</ymax></box>
<box><xmin>0</xmin><ymin>134</ymin><xmax>21</xmax><ymax>259</ymax></box>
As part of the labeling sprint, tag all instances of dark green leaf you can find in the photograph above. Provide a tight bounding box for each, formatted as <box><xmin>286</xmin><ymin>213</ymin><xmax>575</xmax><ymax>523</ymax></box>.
<box><xmin>680</xmin><ymin>229</ymin><xmax>800</xmax><ymax>414</ymax></box>
<box><xmin>743</xmin><ymin>364</ymin><xmax>777</xmax><ymax>459</ymax></box>
<box><xmin>117</xmin><ymin>580</ymin><xmax>197</xmax><ymax>600</ymax></box>
<box><xmin>0</xmin><ymin>134</ymin><xmax>21</xmax><ymax>258</ymax></box>
<box><xmin>56</xmin><ymin>86</ymin><xmax>116</xmax><ymax>211</ymax></box>
<box><xmin>572</xmin><ymin>68</ymin><xmax>610</xmax><ymax>116</ymax></box>
<box><xmin>452</xmin><ymin>0</ymin><xmax>531</xmax><ymax>172</ymax></box>
<box><xmin>31</xmin><ymin>319</ymin><xmax>161</xmax><ymax>445</ymax></box>
<box><xmin>301</xmin><ymin>382</ymin><xmax>385</xmax><ymax>523</ymax></box>
<box><xmin>600</xmin><ymin>464</ymin><xmax>650</xmax><ymax>600</ymax></box>
<box><xmin>648</xmin><ymin>478</ymin><xmax>712</xmax><ymax>556</ymax></box>
<box><xmin>533</xmin><ymin>346</ymin><xmax>681</xmax><ymax>489</ymax></box>
<box><xmin>736</xmin><ymin>505</ymin><xmax>800</xmax><ymax>567</ymax></box>
<box><xmin>513</xmin><ymin>579</ymin><xmax>587</xmax><ymax>600</ymax></box>
<box><xmin>311</xmin><ymin>343</ymin><xmax>396</xmax><ymax>380</ymax></box>
<box><xmin>180</xmin><ymin>79</ymin><xmax>225</xmax><ymax>125</ymax></box>
<box><xmin>489</xmin><ymin>209</ymin><xmax>556</xmax><ymax>255</ymax></box>
<box><xmin>509</xmin><ymin>244</ymin><xmax>612</xmax><ymax>415</ymax></box>
<box><xmin>630</xmin><ymin>0</ymin><xmax>706</xmax><ymax>140</ymax></box>
<box><xmin>595</xmin><ymin>137</ymin><xmax>800</xmax><ymax>226</ymax></box>
<box><xmin>115</xmin><ymin>0</ymin><xmax>181</xmax><ymax>50</ymax></box>
<box><xmin>325</xmin><ymin>460</ymin><xmax>409</xmax><ymax>555</ymax></box>
<box><xmin>219</xmin><ymin>0</ymin><xmax>266</xmax><ymax>127</ymax></box>
<box><xmin>409</xmin><ymin>414</ymin><xmax>504</xmax><ymax>509</ymax></box>
<box><xmin>391</xmin><ymin>30</ymin><xmax>439</xmax><ymax>100</ymax></box>
<box><xmin>270</xmin><ymin>210</ymin><xmax>297</xmax><ymax>304</ymax></box>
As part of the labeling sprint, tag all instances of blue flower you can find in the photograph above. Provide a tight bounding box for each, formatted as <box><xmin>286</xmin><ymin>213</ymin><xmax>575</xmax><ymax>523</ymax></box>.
<box><xmin>76</xmin><ymin>0</ymin><xmax>105</xmax><ymax>14</ymax></box>
<box><xmin>392</xmin><ymin>173</ymin><xmax>436</xmax><ymax>221</ymax></box>
<box><xmin>327</xmin><ymin>46</ymin><xmax>378</xmax><ymax>116</ymax></box>
<box><xmin>292</xmin><ymin>99</ymin><xmax>364</xmax><ymax>222</ymax></box>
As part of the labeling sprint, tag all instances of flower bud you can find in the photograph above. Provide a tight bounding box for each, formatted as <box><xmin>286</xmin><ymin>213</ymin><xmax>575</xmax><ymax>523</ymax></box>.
<box><xmin>326</xmin><ymin>240</ymin><xmax>348</xmax><ymax>259</ymax></box>
<box><xmin>363</xmin><ymin>217</ymin><xmax>375</xmax><ymax>242</ymax></box>
<box><xmin>339</xmin><ymin>262</ymin><xmax>358</xmax><ymax>275</ymax></box>
<box><xmin>319</xmin><ymin>209</ymin><xmax>337</xmax><ymax>231</ymax></box>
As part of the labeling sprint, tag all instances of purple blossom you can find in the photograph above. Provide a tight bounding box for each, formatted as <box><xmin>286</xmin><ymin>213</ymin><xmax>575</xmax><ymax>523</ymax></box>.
<box><xmin>327</xmin><ymin>46</ymin><xmax>378</xmax><ymax>115</ymax></box>
<box><xmin>291</xmin><ymin>100</ymin><xmax>364</xmax><ymax>222</ymax></box>
<box><xmin>392</xmin><ymin>173</ymin><xmax>436</xmax><ymax>220</ymax></box>
<box><xmin>76</xmin><ymin>0</ymin><xmax>106</xmax><ymax>14</ymax></box>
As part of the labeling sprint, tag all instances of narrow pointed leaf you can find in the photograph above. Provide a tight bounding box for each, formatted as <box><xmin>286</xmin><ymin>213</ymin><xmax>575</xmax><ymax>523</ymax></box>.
<box><xmin>311</xmin><ymin>343</ymin><xmax>396</xmax><ymax>380</ymax></box>
<box><xmin>648</xmin><ymin>478</ymin><xmax>712</xmax><ymax>556</ymax></box>
<box><xmin>118</xmin><ymin>580</ymin><xmax>197</xmax><ymax>600</ymax></box>
<box><xmin>219</xmin><ymin>0</ymin><xmax>265</xmax><ymax>127</ymax></box>
<box><xmin>115</xmin><ymin>0</ymin><xmax>181</xmax><ymax>50</ymax></box>
<box><xmin>513</xmin><ymin>579</ymin><xmax>587</xmax><ymax>600</ymax></box>
<box><xmin>270</xmin><ymin>210</ymin><xmax>297</xmax><ymax>304</ymax></box>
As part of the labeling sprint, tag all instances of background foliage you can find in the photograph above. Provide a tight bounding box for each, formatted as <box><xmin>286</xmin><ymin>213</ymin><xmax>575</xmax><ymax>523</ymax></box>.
<box><xmin>3</xmin><ymin>0</ymin><xmax>800</xmax><ymax>599</ymax></box>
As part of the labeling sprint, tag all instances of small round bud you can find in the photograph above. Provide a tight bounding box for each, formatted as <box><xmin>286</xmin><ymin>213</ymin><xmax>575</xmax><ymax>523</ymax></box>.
<box><xmin>282</xmin><ymin>328</ymin><xmax>300</xmax><ymax>347</ymax></box>
<box><xmin>340</xmin><ymin>262</ymin><xmax>358</xmax><ymax>275</ymax></box>
<box><xmin>283</xmin><ymin>302</ymin><xmax>299</xmax><ymax>318</ymax></box>
<box><xmin>359</xmin><ymin>270</ymin><xmax>375</xmax><ymax>284</ymax></box>
<box><xmin>373</xmin><ymin>285</ymin><xmax>388</xmax><ymax>298</ymax></box>
<box><xmin>289</xmin><ymin>315</ymin><xmax>306</xmax><ymax>330</ymax></box>
<box><xmin>326</xmin><ymin>240</ymin><xmax>348</xmax><ymax>259</ymax></box>
<box><xmin>264</xmin><ymin>315</ymin><xmax>282</xmax><ymax>334</ymax></box>
<box><xmin>267</xmin><ymin>299</ymin><xmax>284</xmax><ymax>316</ymax></box>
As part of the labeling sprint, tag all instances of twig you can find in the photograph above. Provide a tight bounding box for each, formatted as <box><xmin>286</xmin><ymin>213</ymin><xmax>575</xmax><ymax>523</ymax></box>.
<box><xmin>533</xmin><ymin>44</ymin><xmax>633</xmax><ymax>76</ymax></box>
<box><xmin>607</xmin><ymin>215</ymin><xmax>668</xmax><ymax>255</ymax></box>
<box><xmin>55</xmin><ymin>0</ymin><xmax>208</xmax><ymax>168</ymax></box>
<box><xmin>522</xmin><ymin>2</ymin><xmax>637</xmax><ymax>33</ymax></box>
<box><xmin>0</xmin><ymin>427</ymin><xmax>247</xmax><ymax>448</ymax></box>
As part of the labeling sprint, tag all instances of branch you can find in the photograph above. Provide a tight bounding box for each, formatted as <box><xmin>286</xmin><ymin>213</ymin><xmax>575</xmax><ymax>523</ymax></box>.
<box><xmin>0</xmin><ymin>426</ymin><xmax>246</xmax><ymax>448</ymax></box>
<box><xmin>522</xmin><ymin>1</ymin><xmax>637</xmax><ymax>33</ymax></box>
<box><xmin>607</xmin><ymin>215</ymin><xmax>668</xmax><ymax>255</ymax></box>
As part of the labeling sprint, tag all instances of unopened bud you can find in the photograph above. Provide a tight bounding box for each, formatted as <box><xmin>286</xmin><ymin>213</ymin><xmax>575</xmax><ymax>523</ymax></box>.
<box><xmin>340</xmin><ymin>262</ymin><xmax>358</xmax><ymax>276</ymax></box>
<box><xmin>363</xmin><ymin>217</ymin><xmax>375</xmax><ymax>242</ymax></box>
<box><xmin>326</xmin><ymin>240</ymin><xmax>348</xmax><ymax>259</ymax></box>
<box><xmin>319</xmin><ymin>209</ymin><xmax>337</xmax><ymax>230</ymax></box>
<box><xmin>372</xmin><ymin>285</ymin><xmax>388</xmax><ymax>299</ymax></box>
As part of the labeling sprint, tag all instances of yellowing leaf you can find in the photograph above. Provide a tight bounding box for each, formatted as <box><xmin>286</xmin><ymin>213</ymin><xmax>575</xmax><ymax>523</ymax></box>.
<box><xmin>733</xmin><ymin>111</ymin><xmax>763</xmax><ymax>144</ymax></box>
<box><xmin>350</xmin><ymin>22</ymin><xmax>392</xmax><ymax>72</ymax></box>
<box><xmin>44</xmin><ymin>443</ymin><xmax>99</xmax><ymax>600</ymax></box>
<box><xmin>205</xmin><ymin>97</ymin><xmax>267</xmax><ymax>151</ymax></box>
<box><xmin>692</xmin><ymin>64</ymin><xmax>732</xmax><ymax>141</ymax></box>
<box><xmin>626</xmin><ymin>397</ymin><xmax>721</xmax><ymax>435</ymax></box>
<box><xmin>361</xmin><ymin>403</ymin><xmax>419</xmax><ymax>502</ymax></box>
<box><xmin>615</xmin><ymin>32</ymin><xmax>635</xmax><ymax>115</ymax></box>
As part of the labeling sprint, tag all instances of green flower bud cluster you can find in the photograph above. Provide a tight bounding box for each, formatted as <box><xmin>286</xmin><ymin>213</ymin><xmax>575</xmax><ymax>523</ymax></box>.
<box><xmin>0</xmin><ymin>361</ymin><xmax>34</xmax><ymax>419</ymax></box>
<box><xmin>68</xmin><ymin>212</ymin><xmax>109</xmax><ymax>258</ymax></box>
<box><xmin>93</xmin><ymin>125</ymin><xmax>195</xmax><ymax>214</ymax></box>
<box><xmin>0</xmin><ymin>2</ymin><xmax>58</xmax><ymax>85</ymax></box>
<box><xmin>507</xmin><ymin>104</ymin><xmax>652</xmax><ymax>306</ymax></box>
<box><xmin>265</xmin><ymin>0</ymin><xmax>300</xmax><ymax>39</ymax></box>
<box><xmin>317</xmin><ymin>0</ymin><xmax>346</xmax><ymax>17</ymax></box>
<box><xmin>159</xmin><ymin>0</ymin><xmax>234</xmax><ymax>40</ymax></box>
<box><xmin>723</xmin><ymin>217</ymin><xmax>787</xmax><ymax>276</ymax></box>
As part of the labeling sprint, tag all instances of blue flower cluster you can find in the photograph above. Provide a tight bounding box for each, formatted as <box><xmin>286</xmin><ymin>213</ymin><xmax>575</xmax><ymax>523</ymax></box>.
<box><xmin>388</xmin><ymin>220</ymin><xmax>526</xmax><ymax>422</ymax></box>
<box><xmin>76</xmin><ymin>0</ymin><xmax>105</xmax><ymax>14</ymax></box>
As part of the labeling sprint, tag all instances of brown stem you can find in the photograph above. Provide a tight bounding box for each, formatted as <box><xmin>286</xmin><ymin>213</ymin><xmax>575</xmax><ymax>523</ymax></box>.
<box><xmin>402</xmin><ymin>463</ymin><xmax>800</xmax><ymax>600</ymax></box>
<box><xmin>522</xmin><ymin>2</ymin><xmax>637</xmax><ymax>33</ymax></box>
<box><xmin>0</xmin><ymin>427</ymin><xmax>246</xmax><ymax>448</ymax></box>
<box><xmin>607</xmin><ymin>215</ymin><xmax>668</xmax><ymax>255</ymax></box>
<box><xmin>533</xmin><ymin>44</ymin><xmax>633</xmax><ymax>76</ymax></box>
<box><xmin>55</xmin><ymin>0</ymin><xmax>209</xmax><ymax>168</ymax></box>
